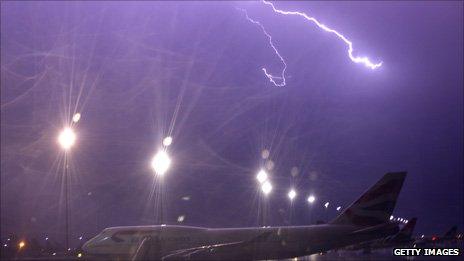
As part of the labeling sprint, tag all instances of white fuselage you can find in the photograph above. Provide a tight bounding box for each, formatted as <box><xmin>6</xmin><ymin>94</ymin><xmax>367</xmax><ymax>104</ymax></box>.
<box><xmin>83</xmin><ymin>224</ymin><xmax>397</xmax><ymax>260</ymax></box>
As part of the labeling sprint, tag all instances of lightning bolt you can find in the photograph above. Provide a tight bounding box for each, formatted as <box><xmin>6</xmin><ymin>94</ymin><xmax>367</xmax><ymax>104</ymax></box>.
<box><xmin>261</xmin><ymin>0</ymin><xmax>382</xmax><ymax>70</ymax></box>
<box><xmin>239</xmin><ymin>8</ymin><xmax>287</xmax><ymax>87</ymax></box>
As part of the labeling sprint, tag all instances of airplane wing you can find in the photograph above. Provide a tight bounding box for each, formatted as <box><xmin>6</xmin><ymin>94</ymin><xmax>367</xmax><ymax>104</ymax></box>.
<box><xmin>132</xmin><ymin>231</ymin><xmax>272</xmax><ymax>261</ymax></box>
<box><xmin>162</xmin><ymin>231</ymin><xmax>272</xmax><ymax>260</ymax></box>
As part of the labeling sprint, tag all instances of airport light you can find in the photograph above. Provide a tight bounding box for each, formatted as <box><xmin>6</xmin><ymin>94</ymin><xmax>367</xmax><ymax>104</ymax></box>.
<box><xmin>18</xmin><ymin>241</ymin><xmax>25</xmax><ymax>250</ymax></box>
<box><xmin>307</xmin><ymin>195</ymin><xmax>316</xmax><ymax>204</ymax></box>
<box><xmin>58</xmin><ymin>128</ymin><xmax>76</xmax><ymax>151</ymax></box>
<box><xmin>324</xmin><ymin>202</ymin><xmax>330</xmax><ymax>208</ymax></box>
<box><xmin>390</xmin><ymin>215</ymin><xmax>394</xmax><ymax>221</ymax></box>
<box><xmin>336</xmin><ymin>206</ymin><xmax>341</xmax><ymax>211</ymax></box>
<box><xmin>288</xmin><ymin>189</ymin><xmax>297</xmax><ymax>201</ymax></box>
<box><xmin>261</xmin><ymin>181</ymin><xmax>272</xmax><ymax>195</ymax></box>
<box><xmin>151</xmin><ymin>150</ymin><xmax>171</xmax><ymax>176</ymax></box>
<box><xmin>256</xmin><ymin>169</ymin><xmax>268</xmax><ymax>184</ymax></box>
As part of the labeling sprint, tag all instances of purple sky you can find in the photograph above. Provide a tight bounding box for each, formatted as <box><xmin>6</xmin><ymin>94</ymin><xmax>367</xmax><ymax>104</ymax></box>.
<box><xmin>1</xmin><ymin>1</ymin><xmax>462</xmax><ymax>245</ymax></box>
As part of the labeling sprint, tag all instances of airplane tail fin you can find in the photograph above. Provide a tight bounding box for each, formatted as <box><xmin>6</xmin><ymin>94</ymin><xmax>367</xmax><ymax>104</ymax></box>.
<box><xmin>443</xmin><ymin>226</ymin><xmax>458</xmax><ymax>239</ymax></box>
<box><xmin>330</xmin><ymin>172</ymin><xmax>407</xmax><ymax>227</ymax></box>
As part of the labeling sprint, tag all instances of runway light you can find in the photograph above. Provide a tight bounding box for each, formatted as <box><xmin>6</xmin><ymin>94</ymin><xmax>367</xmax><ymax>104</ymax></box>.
<box><xmin>77</xmin><ymin>253</ymin><xmax>82</xmax><ymax>258</ymax></box>
<box><xmin>307</xmin><ymin>195</ymin><xmax>316</xmax><ymax>204</ymax></box>
<box><xmin>78</xmin><ymin>236</ymin><xmax>83</xmax><ymax>240</ymax></box>
<box><xmin>261</xmin><ymin>181</ymin><xmax>272</xmax><ymax>195</ymax></box>
<box><xmin>151</xmin><ymin>150</ymin><xmax>171</xmax><ymax>176</ymax></box>
<box><xmin>3</xmin><ymin>244</ymin><xmax>7</xmax><ymax>247</ymax></box>
<box><xmin>256</xmin><ymin>169</ymin><xmax>268</xmax><ymax>184</ymax></box>
<box><xmin>336</xmin><ymin>206</ymin><xmax>341</xmax><ymax>211</ymax></box>
<box><xmin>163</xmin><ymin>136</ymin><xmax>173</xmax><ymax>147</ymax></box>
<box><xmin>390</xmin><ymin>215</ymin><xmax>394</xmax><ymax>221</ymax></box>
<box><xmin>177</xmin><ymin>215</ymin><xmax>185</xmax><ymax>222</ymax></box>
<box><xmin>45</xmin><ymin>237</ymin><xmax>48</xmax><ymax>240</ymax></box>
<box><xmin>58</xmin><ymin>128</ymin><xmax>76</xmax><ymax>150</ymax></box>
<box><xmin>288</xmin><ymin>189</ymin><xmax>297</xmax><ymax>201</ymax></box>
<box><xmin>72</xmin><ymin>113</ymin><xmax>81</xmax><ymax>123</ymax></box>
<box><xmin>18</xmin><ymin>241</ymin><xmax>25</xmax><ymax>250</ymax></box>
<box><xmin>324</xmin><ymin>202</ymin><xmax>330</xmax><ymax>208</ymax></box>
<box><xmin>52</xmin><ymin>253</ymin><xmax>56</xmax><ymax>256</ymax></box>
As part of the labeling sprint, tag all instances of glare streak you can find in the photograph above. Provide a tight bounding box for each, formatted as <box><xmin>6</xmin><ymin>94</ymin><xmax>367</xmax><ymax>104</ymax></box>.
<box><xmin>261</xmin><ymin>0</ymin><xmax>382</xmax><ymax>70</ymax></box>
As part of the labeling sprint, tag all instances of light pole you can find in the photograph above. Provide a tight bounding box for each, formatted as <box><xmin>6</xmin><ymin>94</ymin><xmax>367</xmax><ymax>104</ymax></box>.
<box><xmin>151</xmin><ymin>147</ymin><xmax>171</xmax><ymax>224</ymax></box>
<box><xmin>58</xmin><ymin>127</ymin><xmax>76</xmax><ymax>251</ymax></box>
<box><xmin>287</xmin><ymin>189</ymin><xmax>296</xmax><ymax>225</ymax></box>
<box><xmin>260</xmin><ymin>180</ymin><xmax>272</xmax><ymax>226</ymax></box>
<box><xmin>307</xmin><ymin>195</ymin><xmax>316</xmax><ymax>224</ymax></box>
<box><xmin>256</xmin><ymin>169</ymin><xmax>269</xmax><ymax>226</ymax></box>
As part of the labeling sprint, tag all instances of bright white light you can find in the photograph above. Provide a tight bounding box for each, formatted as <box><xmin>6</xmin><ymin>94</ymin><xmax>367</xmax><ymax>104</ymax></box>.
<box><xmin>45</xmin><ymin>237</ymin><xmax>48</xmax><ymax>241</ymax></box>
<box><xmin>58</xmin><ymin>128</ymin><xmax>76</xmax><ymax>150</ymax></box>
<box><xmin>336</xmin><ymin>206</ymin><xmax>341</xmax><ymax>211</ymax></box>
<box><xmin>261</xmin><ymin>181</ymin><xmax>272</xmax><ymax>195</ymax></box>
<box><xmin>307</xmin><ymin>195</ymin><xmax>316</xmax><ymax>204</ymax></box>
<box><xmin>72</xmin><ymin>113</ymin><xmax>81</xmax><ymax>123</ymax></box>
<box><xmin>324</xmin><ymin>202</ymin><xmax>330</xmax><ymax>208</ymax></box>
<box><xmin>163</xmin><ymin>136</ymin><xmax>173</xmax><ymax>147</ymax></box>
<box><xmin>177</xmin><ymin>215</ymin><xmax>185</xmax><ymax>222</ymax></box>
<box><xmin>390</xmin><ymin>215</ymin><xmax>394</xmax><ymax>221</ymax></box>
<box><xmin>256</xmin><ymin>169</ymin><xmax>268</xmax><ymax>184</ymax></box>
<box><xmin>288</xmin><ymin>189</ymin><xmax>297</xmax><ymax>201</ymax></box>
<box><xmin>151</xmin><ymin>150</ymin><xmax>171</xmax><ymax>176</ymax></box>
<box><xmin>78</xmin><ymin>236</ymin><xmax>83</xmax><ymax>240</ymax></box>
<box><xmin>405</xmin><ymin>220</ymin><xmax>408</xmax><ymax>223</ymax></box>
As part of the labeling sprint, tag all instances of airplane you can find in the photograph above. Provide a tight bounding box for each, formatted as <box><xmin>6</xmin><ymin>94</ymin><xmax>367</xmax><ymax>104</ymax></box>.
<box><xmin>345</xmin><ymin>217</ymin><xmax>417</xmax><ymax>253</ymax></box>
<box><xmin>83</xmin><ymin>172</ymin><xmax>407</xmax><ymax>260</ymax></box>
<box><xmin>414</xmin><ymin>225</ymin><xmax>459</xmax><ymax>247</ymax></box>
